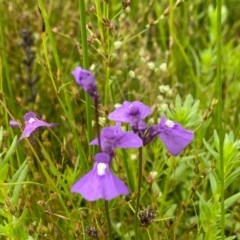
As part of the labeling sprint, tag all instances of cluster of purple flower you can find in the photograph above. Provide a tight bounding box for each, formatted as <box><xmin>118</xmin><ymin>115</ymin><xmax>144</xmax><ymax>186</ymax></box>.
<box><xmin>71</xmin><ymin>67</ymin><xmax>194</xmax><ymax>201</ymax></box>
<box><xmin>10</xmin><ymin>66</ymin><xmax>194</xmax><ymax>202</ymax></box>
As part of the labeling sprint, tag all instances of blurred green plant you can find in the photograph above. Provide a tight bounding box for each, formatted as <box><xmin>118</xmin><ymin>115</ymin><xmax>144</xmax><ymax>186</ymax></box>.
<box><xmin>0</xmin><ymin>127</ymin><xmax>31</xmax><ymax>239</ymax></box>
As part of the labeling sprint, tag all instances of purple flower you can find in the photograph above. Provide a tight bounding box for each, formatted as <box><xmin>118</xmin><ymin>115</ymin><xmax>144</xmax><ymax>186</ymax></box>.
<box><xmin>158</xmin><ymin>116</ymin><xmax>194</xmax><ymax>155</ymax></box>
<box><xmin>9</xmin><ymin>120</ymin><xmax>21</xmax><ymax>128</ymax></box>
<box><xmin>71</xmin><ymin>152</ymin><xmax>129</xmax><ymax>201</ymax></box>
<box><xmin>90</xmin><ymin>126</ymin><xmax>143</xmax><ymax>155</ymax></box>
<box><xmin>108</xmin><ymin>101</ymin><xmax>151</xmax><ymax>131</ymax></box>
<box><xmin>72</xmin><ymin>66</ymin><xmax>97</xmax><ymax>98</ymax></box>
<box><xmin>10</xmin><ymin>112</ymin><xmax>56</xmax><ymax>141</ymax></box>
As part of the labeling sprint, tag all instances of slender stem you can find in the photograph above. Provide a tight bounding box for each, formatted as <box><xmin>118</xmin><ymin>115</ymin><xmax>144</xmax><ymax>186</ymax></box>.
<box><xmin>94</xmin><ymin>96</ymin><xmax>102</xmax><ymax>151</ymax></box>
<box><xmin>159</xmin><ymin>158</ymin><xmax>173</xmax><ymax>216</ymax></box>
<box><xmin>94</xmin><ymin>90</ymin><xmax>112</xmax><ymax>240</ymax></box>
<box><xmin>79</xmin><ymin>0</ymin><xmax>93</xmax><ymax>144</ymax></box>
<box><xmin>216</xmin><ymin>0</ymin><xmax>224</xmax><ymax>239</ymax></box>
<box><xmin>79</xmin><ymin>0</ymin><xmax>88</xmax><ymax>69</ymax></box>
<box><xmin>79</xmin><ymin>1</ymin><xmax>111</xmax><ymax>238</ymax></box>
<box><xmin>135</xmin><ymin>146</ymin><xmax>143</xmax><ymax>239</ymax></box>
<box><xmin>104</xmin><ymin>201</ymin><xmax>113</xmax><ymax>240</ymax></box>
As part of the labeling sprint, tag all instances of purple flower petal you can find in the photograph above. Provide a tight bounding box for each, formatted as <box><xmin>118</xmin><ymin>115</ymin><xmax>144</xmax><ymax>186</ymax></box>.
<box><xmin>90</xmin><ymin>126</ymin><xmax>143</xmax><ymax>153</ymax></box>
<box><xmin>113</xmin><ymin>131</ymin><xmax>143</xmax><ymax>148</ymax></box>
<box><xmin>9</xmin><ymin>120</ymin><xmax>21</xmax><ymax>128</ymax></box>
<box><xmin>19</xmin><ymin>112</ymin><xmax>56</xmax><ymax>141</ymax></box>
<box><xmin>101</xmin><ymin>169</ymin><xmax>129</xmax><ymax>200</ymax></box>
<box><xmin>108</xmin><ymin>101</ymin><xmax>151</xmax><ymax>129</ymax></box>
<box><xmin>158</xmin><ymin>116</ymin><xmax>194</xmax><ymax>155</ymax></box>
<box><xmin>72</xmin><ymin>66</ymin><xmax>97</xmax><ymax>97</ymax></box>
<box><xmin>71</xmin><ymin>153</ymin><xmax>129</xmax><ymax>201</ymax></box>
<box><xmin>71</xmin><ymin>165</ymin><xmax>103</xmax><ymax>201</ymax></box>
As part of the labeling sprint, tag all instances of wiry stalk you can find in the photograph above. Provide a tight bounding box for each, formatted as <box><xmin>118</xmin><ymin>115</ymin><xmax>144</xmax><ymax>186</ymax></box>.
<box><xmin>216</xmin><ymin>0</ymin><xmax>224</xmax><ymax>238</ymax></box>
<box><xmin>134</xmin><ymin>146</ymin><xmax>143</xmax><ymax>239</ymax></box>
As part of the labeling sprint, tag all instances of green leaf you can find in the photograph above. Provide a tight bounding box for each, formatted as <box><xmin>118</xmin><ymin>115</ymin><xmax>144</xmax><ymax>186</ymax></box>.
<box><xmin>203</xmin><ymin>138</ymin><xmax>219</xmax><ymax>160</ymax></box>
<box><xmin>10</xmin><ymin>160</ymin><xmax>28</xmax><ymax>207</ymax></box>
<box><xmin>2</xmin><ymin>136</ymin><xmax>17</xmax><ymax>164</ymax></box>
<box><xmin>168</xmin><ymin>94</ymin><xmax>201</xmax><ymax>128</ymax></box>
<box><xmin>163</xmin><ymin>204</ymin><xmax>177</xmax><ymax>218</ymax></box>
<box><xmin>0</xmin><ymin>126</ymin><xmax>3</xmax><ymax>149</ymax></box>
<box><xmin>224</xmin><ymin>192</ymin><xmax>240</xmax><ymax>210</ymax></box>
<box><xmin>0</xmin><ymin>163</ymin><xmax>9</xmax><ymax>182</ymax></box>
<box><xmin>209</xmin><ymin>172</ymin><xmax>218</xmax><ymax>195</ymax></box>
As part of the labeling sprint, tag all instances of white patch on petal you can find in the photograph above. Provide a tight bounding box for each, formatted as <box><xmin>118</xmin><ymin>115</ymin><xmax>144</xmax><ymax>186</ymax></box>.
<box><xmin>28</xmin><ymin>118</ymin><xmax>36</xmax><ymax>124</ymax></box>
<box><xmin>165</xmin><ymin>119</ymin><xmax>174</xmax><ymax>128</ymax></box>
<box><xmin>97</xmin><ymin>163</ymin><xmax>107</xmax><ymax>176</ymax></box>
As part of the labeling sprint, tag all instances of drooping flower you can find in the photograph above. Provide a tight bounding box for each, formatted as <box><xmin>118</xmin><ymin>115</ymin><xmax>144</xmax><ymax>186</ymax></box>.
<box><xmin>157</xmin><ymin>116</ymin><xmax>194</xmax><ymax>155</ymax></box>
<box><xmin>108</xmin><ymin>101</ymin><xmax>151</xmax><ymax>131</ymax></box>
<box><xmin>10</xmin><ymin>112</ymin><xmax>56</xmax><ymax>142</ymax></box>
<box><xmin>9</xmin><ymin>119</ymin><xmax>21</xmax><ymax>128</ymax></box>
<box><xmin>90</xmin><ymin>126</ymin><xmax>143</xmax><ymax>155</ymax></box>
<box><xmin>72</xmin><ymin>66</ymin><xmax>97</xmax><ymax>98</ymax></box>
<box><xmin>71</xmin><ymin>152</ymin><xmax>129</xmax><ymax>201</ymax></box>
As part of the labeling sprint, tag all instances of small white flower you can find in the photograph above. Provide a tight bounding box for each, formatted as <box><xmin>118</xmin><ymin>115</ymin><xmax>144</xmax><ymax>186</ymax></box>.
<box><xmin>150</xmin><ymin>171</ymin><xmax>158</xmax><ymax>179</ymax></box>
<box><xmin>159</xmin><ymin>85</ymin><xmax>173</xmax><ymax>96</ymax></box>
<box><xmin>116</xmin><ymin>222</ymin><xmax>122</xmax><ymax>228</ymax></box>
<box><xmin>99</xmin><ymin>117</ymin><xmax>106</xmax><ymax>126</ymax></box>
<box><xmin>114</xmin><ymin>40</ymin><xmax>122</xmax><ymax>49</ymax></box>
<box><xmin>90</xmin><ymin>64</ymin><xmax>96</xmax><ymax>71</ymax></box>
<box><xmin>148</xmin><ymin>117</ymin><xmax>155</xmax><ymax>125</ymax></box>
<box><xmin>158</xmin><ymin>103</ymin><xmax>168</xmax><ymax>111</ymax></box>
<box><xmin>114</xmin><ymin>103</ymin><xmax>122</xmax><ymax>109</ymax></box>
<box><xmin>159</xmin><ymin>63</ymin><xmax>167</xmax><ymax>72</ymax></box>
<box><xmin>147</xmin><ymin>62</ymin><xmax>155</xmax><ymax>70</ymax></box>
<box><xmin>128</xmin><ymin>70</ymin><xmax>136</xmax><ymax>78</ymax></box>
<box><xmin>130</xmin><ymin>154</ymin><xmax>137</xmax><ymax>161</ymax></box>
<box><xmin>159</xmin><ymin>85</ymin><xmax>170</xmax><ymax>93</ymax></box>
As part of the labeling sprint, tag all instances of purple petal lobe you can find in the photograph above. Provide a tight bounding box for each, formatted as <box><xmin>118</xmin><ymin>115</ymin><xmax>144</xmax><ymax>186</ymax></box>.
<box><xmin>114</xmin><ymin>131</ymin><xmax>143</xmax><ymax>148</ymax></box>
<box><xmin>108</xmin><ymin>101</ymin><xmax>151</xmax><ymax>129</ymax></box>
<box><xmin>95</xmin><ymin>152</ymin><xmax>111</xmax><ymax>164</ymax></box>
<box><xmin>71</xmin><ymin>165</ymin><xmax>103</xmax><ymax>201</ymax></box>
<box><xmin>24</xmin><ymin>112</ymin><xmax>37</xmax><ymax>122</ymax></box>
<box><xmin>9</xmin><ymin>120</ymin><xmax>21</xmax><ymax>128</ymax></box>
<box><xmin>101</xmin><ymin>170</ymin><xmax>129</xmax><ymax>200</ymax></box>
<box><xmin>90</xmin><ymin>126</ymin><xmax>143</xmax><ymax>153</ymax></box>
<box><xmin>158</xmin><ymin>116</ymin><xmax>194</xmax><ymax>155</ymax></box>
<box><xmin>71</xmin><ymin>153</ymin><xmax>129</xmax><ymax>201</ymax></box>
<box><xmin>72</xmin><ymin>66</ymin><xmax>97</xmax><ymax>97</ymax></box>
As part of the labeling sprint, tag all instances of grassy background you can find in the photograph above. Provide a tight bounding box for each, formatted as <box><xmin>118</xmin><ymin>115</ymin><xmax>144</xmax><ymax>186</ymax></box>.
<box><xmin>1</xmin><ymin>0</ymin><xmax>240</xmax><ymax>239</ymax></box>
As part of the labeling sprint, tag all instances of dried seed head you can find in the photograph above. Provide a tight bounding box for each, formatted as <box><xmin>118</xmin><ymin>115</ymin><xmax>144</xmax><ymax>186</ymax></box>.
<box><xmin>122</xmin><ymin>0</ymin><xmax>131</xmax><ymax>9</ymax></box>
<box><xmin>138</xmin><ymin>206</ymin><xmax>156</xmax><ymax>227</ymax></box>
<box><xmin>85</xmin><ymin>226</ymin><xmax>98</xmax><ymax>239</ymax></box>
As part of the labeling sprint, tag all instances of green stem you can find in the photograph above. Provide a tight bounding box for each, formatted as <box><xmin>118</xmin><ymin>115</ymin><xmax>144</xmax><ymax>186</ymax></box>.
<box><xmin>104</xmin><ymin>201</ymin><xmax>113</xmax><ymax>240</ymax></box>
<box><xmin>79</xmin><ymin>0</ymin><xmax>93</xmax><ymax>144</ymax></box>
<box><xmin>93</xmin><ymin>77</ymin><xmax>112</xmax><ymax>240</ymax></box>
<box><xmin>135</xmin><ymin>147</ymin><xmax>143</xmax><ymax>239</ymax></box>
<box><xmin>159</xmin><ymin>158</ymin><xmax>173</xmax><ymax>216</ymax></box>
<box><xmin>79</xmin><ymin>0</ymin><xmax>89</xmax><ymax>69</ymax></box>
<box><xmin>94</xmin><ymin>96</ymin><xmax>102</xmax><ymax>152</ymax></box>
<box><xmin>0</xmin><ymin>11</ymin><xmax>14</xmax><ymax>111</ymax></box>
<box><xmin>216</xmin><ymin>0</ymin><xmax>224</xmax><ymax>239</ymax></box>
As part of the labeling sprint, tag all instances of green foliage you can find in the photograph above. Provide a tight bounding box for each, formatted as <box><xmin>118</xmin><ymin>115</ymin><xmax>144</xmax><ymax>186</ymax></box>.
<box><xmin>0</xmin><ymin>0</ymin><xmax>240</xmax><ymax>239</ymax></box>
<box><xmin>167</xmin><ymin>93</ymin><xmax>202</xmax><ymax>128</ymax></box>
<box><xmin>0</xmin><ymin>128</ymin><xmax>31</xmax><ymax>239</ymax></box>
<box><xmin>204</xmin><ymin>131</ymin><xmax>240</xmax><ymax>191</ymax></box>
